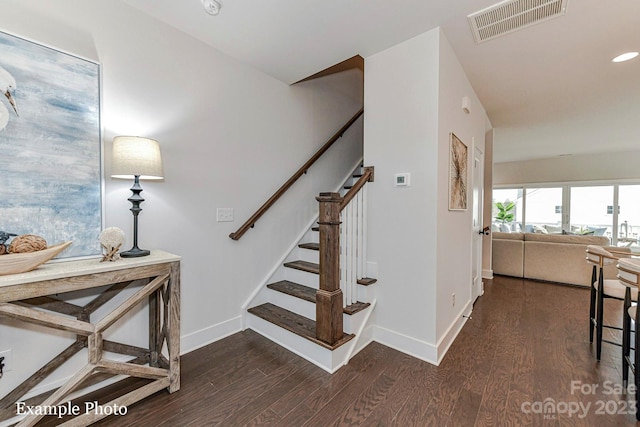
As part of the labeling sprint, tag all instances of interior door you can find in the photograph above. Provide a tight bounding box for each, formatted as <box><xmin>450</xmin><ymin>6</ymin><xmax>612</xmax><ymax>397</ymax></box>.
<box><xmin>472</xmin><ymin>145</ymin><xmax>484</xmax><ymax>302</ymax></box>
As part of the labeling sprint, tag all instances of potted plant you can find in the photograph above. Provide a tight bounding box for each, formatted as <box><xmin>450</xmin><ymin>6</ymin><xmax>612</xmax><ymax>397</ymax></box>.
<box><xmin>495</xmin><ymin>201</ymin><xmax>515</xmax><ymax>224</ymax></box>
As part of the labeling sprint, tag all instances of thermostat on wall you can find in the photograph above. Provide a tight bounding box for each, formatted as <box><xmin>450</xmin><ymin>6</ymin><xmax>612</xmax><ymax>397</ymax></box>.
<box><xmin>394</xmin><ymin>173</ymin><xmax>410</xmax><ymax>187</ymax></box>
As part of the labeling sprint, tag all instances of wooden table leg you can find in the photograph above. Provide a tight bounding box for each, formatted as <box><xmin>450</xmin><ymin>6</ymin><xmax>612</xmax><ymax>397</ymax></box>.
<box><xmin>168</xmin><ymin>261</ymin><xmax>181</xmax><ymax>393</ymax></box>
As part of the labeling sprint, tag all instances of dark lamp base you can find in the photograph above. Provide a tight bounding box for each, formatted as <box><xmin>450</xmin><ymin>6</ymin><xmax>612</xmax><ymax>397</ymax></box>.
<box><xmin>120</xmin><ymin>247</ymin><xmax>151</xmax><ymax>258</ymax></box>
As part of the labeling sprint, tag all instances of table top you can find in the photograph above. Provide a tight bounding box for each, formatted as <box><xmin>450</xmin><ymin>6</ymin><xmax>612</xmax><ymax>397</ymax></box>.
<box><xmin>0</xmin><ymin>250</ymin><xmax>180</xmax><ymax>288</ymax></box>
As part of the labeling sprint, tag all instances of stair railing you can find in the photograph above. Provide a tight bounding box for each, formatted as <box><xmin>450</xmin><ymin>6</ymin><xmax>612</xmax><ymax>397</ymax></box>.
<box><xmin>229</xmin><ymin>108</ymin><xmax>364</xmax><ymax>241</ymax></box>
<box><xmin>316</xmin><ymin>166</ymin><xmax>374</xmax><ymax>346</ymax></box>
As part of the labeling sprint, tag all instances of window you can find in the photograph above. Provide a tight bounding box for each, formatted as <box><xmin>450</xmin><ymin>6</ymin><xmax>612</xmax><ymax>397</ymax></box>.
<box><xmin>492</xmin><ymin>188</ymin><xmax>523</xmax><ymax>232</ymax></box>
<box><xmin>618</xmin><ymin>185</ymin><xmax>640</xmax><ymax>249</ymax></box>
<box><xmin>492</xmin><ymin>182</ymin><xmax>640</xmax><ymax>250</ymax></box>
<box><xmin>525</xmin><ymin>187</ymin><xmax>562</xmax><ymax>233</ymax></box>
<box><xmin>569</xmin><ymin>186</ymin><xmax>613</xmax><ymax>238</ymax></box>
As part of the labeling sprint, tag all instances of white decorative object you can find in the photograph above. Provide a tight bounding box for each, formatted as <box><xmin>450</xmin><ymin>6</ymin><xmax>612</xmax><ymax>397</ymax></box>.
<box><xmin>0</xmin><ymin>242</ymin><xmax>72</xmax><ymax>276</ymax></box>
<box><xmin>99</xmin><ymin>227</ymin><xmax>125</xmax><ymax>262</ymax></box>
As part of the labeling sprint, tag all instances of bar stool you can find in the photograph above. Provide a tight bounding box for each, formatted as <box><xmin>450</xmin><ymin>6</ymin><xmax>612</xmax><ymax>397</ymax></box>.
<box><xmin>586</xmin><ymin>245</ymin><xmax>638</xmax><ymax>360</ymax></box>
<box><xmin>619</xmin><ymin>258</ymin><xmax>640</xmax><ymax>420</ymax></box>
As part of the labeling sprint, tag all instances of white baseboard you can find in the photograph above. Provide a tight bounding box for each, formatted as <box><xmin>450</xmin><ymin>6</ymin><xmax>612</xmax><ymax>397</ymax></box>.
<box><xmin>482</xmin><ymin>269</ymin><xmax>494</xmax><ymax>279</ymax></box>
<box><xmin>435</xmin><ymin>301</ymin><xmax>471</xmax><ymax>365</ymax></box>
<box><xmin>371</xmin><ymin>300</ymin><xmax>471</xmax><ymax>366</ymax></box>
<box><xmin>372</xmin><ymin>325</ymin><xmax>438</xmax><ymax>365</ymax></box>
<box><xmin>180</xmin><ymin>316</ymin><xmax>242</xmax><ymax>355</ymax></box>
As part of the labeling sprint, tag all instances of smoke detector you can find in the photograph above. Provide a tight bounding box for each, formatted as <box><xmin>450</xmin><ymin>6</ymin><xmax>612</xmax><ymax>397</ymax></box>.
<box><xmin>202</xmin><ymin>0</ymin><xmax>221</xmax><ymax>16</ymax></box>
<box><xmin>468</xmin><ymin>0</ymin><xmax>568</xmax><ymax>44</ymax></box>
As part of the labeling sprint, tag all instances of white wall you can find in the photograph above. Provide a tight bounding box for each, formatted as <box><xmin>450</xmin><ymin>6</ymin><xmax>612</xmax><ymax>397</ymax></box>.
<box><xmin>494</xmin><ymin>150</ymin><xmax>640</xmax><ymax>185</ymax></box>
<box><xmin>364</xmin><ymin>30</ymin><xmax>440</xmax><ymax>359</ymax></box>
<box><xmin>364</xmin><ymin>28</ymin><xmax>487</xmax><ymax>364</ymax></box>
<box><xmin>0</xmin><ymin>0</ymin><xmax>362</xmax><ymax>400</ymax></box>
<box><xmin>435</xmin><ymin>32</ymin><xmax>487</xmax><ymax>350</ymax></box>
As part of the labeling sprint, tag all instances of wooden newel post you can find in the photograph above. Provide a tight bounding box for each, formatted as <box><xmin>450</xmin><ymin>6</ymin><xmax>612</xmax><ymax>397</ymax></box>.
<box><xmin>316</xmin><ymin>192</ymin><xmax>344</xmax><ymax>346</ymax></box>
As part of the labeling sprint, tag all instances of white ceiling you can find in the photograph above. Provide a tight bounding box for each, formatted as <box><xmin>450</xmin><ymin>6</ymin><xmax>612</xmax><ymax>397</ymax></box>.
<box><xmin>121</xmin><ymin>0</ymin><xmax>640</xmax><ymax>163</ymax></box>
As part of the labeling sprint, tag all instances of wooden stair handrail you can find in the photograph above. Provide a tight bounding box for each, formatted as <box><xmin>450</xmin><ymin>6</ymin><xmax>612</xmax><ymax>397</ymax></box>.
<box><xmin>340</xmin><ymin>166</ymin><xmax>374</xmax><ymax>211</ymax></box>
<box><xmin>229</xmin><ymin>108</ymin><xmax>364</xmax><ymax>241</ymax></box>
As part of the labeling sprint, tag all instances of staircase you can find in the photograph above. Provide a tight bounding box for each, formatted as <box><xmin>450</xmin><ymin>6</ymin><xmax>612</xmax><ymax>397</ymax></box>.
<box><xmin>244</xmin><ymin>165</ymin><xmax>376</xmax><ymax>373</ymax></box>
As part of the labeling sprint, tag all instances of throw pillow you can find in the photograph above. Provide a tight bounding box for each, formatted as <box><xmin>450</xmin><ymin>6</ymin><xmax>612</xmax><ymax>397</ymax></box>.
<box><xmin>533</xmin><ymin>225</ymin><xmax>548</xmax><ymax>234</ymax></box>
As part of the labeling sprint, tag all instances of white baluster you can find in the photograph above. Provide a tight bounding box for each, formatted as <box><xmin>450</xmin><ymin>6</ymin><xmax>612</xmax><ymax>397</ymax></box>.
<box><xmin>340</xmin><ymin>210</ymin><xmax>347</xmax><ymax>307</ymax></box>
<box><xmin>349</xmin><ymin>197</ymin><xmax>357</xmax><ymax>305</ymax></box>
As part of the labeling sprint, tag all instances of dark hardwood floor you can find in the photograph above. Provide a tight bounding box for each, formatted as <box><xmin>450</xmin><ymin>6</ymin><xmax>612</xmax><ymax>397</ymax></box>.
<box><xmin>42</xmin><ymin>276</ymin><xmax>639</xmax><ymax>426</ymax></box>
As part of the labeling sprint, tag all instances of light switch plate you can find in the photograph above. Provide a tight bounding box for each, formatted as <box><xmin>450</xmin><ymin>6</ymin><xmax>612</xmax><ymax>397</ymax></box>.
<box><xmin>394</xmin><ymin>173</ymin><xmax>410</xmax><ymax>187</ymax></box>
<box><xmin>216</xmin><ymin>208</ymin><xmax>234</xmax><ymax>222</ymax></box>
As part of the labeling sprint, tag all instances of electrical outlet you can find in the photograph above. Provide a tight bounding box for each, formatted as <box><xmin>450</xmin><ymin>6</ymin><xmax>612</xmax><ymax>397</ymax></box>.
<box><xmin>0</xmin><ymin>349</ymin><xmax>12</xmax><ymax>373</ymax></box>
<box><xmin>452</xmin><ymin>293</ymin><xmax>456</xmax><ymax>307</ymax></box>
<box><xmin>216</xmin><ymin>208</ymin><xmax>234</xmax><ymax>222</ymax></box>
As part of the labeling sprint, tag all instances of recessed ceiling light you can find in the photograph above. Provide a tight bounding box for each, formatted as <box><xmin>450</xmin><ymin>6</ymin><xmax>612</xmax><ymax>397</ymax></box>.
<box><xmin>202</xmin><ymin>0</ymin><xmax>221</xmax><ymax>16</ymax></box>
<box><xmin>612</xmin><ymin>52</ymin><xmax>639</xmax><ymax>63</ymax></box>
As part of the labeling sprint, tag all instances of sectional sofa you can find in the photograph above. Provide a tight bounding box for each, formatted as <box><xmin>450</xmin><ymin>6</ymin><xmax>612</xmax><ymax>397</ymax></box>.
<box><xmin>492</xmin><ymin>232</ymin><xmax>628</xmax><ymax>286</ymax></box>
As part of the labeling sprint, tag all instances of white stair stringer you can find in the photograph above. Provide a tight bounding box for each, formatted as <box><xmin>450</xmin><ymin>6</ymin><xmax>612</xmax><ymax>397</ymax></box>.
<box><xmin>342</xmin><ymin>299</ymin><xmax>377</xmax><ymax>368</ymax></box>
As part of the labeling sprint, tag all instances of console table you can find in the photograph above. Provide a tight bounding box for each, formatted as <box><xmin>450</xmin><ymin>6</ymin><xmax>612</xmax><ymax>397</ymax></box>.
<box><xmin>0</xmin><ymin>250</ymin><xmax>181</xmax><ymax>426</ymax></box>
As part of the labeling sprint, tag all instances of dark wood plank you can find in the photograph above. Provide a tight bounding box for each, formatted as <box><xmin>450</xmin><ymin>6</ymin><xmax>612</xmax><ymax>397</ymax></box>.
<box><xmin>283</xmin><ymin>260</ymin><xmax>320</xmax><ymax>275</ymax></box>
<box><xmin>298</xmin><ymin>343</ymin><xmax>404</xmax><ymax>425</ymax></box>
<box><xmin>248</xmin><ymin>303</ymin><xmax>354</xmax><ymax>350</ymax></box>
<box><xmin>244</xmin><ymin>408</ymin><xmax>282</xmax><ymax>426</ymax></box>
<box><xmin>267</xmin><ymin>280</ymin><xmax>316</xmax><ymax>303</ymax></box>
<box><xmin>357</xmin><ymin>277</ymin><xmax>377</xmax><ymax>286</ymax></box>
<box><xmin>361</xmin><ymin>355</ymin><xmax>437</xmax><ymax>425</ymax></box>
<box><xmin>298</xmin><ymin>242</ymin><xmax>319</xmax><ymax>251</ymax></box>
<box><xmin>55</xmin><ymin>277</ymin><xmax>640</xmax><ymax>427</ymax></box>
<box><xmin>268</xmin><ymin>363</ymin><xmax>329</xmax><ymax>417</ymax></box>
<box><xmin>344</xmin><ymin>301</ymin><xmax>371</xmax><ymax>315</ymax></box>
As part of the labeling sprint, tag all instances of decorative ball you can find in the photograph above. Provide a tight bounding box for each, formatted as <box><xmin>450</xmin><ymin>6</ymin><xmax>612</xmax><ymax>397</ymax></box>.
<box><xmin>99</xmin><ymin>227</ymin><xmax>125</xmax><ymax>250</ymax></box>
<box><xmin>9</xmin><ymin>234</ymin><xmax>48</xmax><ymax>253</ymax></box>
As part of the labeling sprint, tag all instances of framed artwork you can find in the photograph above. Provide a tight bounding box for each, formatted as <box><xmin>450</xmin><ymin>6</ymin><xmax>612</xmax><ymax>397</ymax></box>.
<box><xmin>449</xmin><ymin>133</ymin><xmax>468</xmax><ymax>211</ymax></box>
<box><xmin>0</xmin><ymin>30</ymin><xmax>102</xmax><ymax>258</ymax></box>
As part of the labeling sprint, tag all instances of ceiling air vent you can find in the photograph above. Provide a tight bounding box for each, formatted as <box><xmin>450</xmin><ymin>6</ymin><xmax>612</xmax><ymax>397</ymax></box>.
<box><xmin>468</xmin><ymin>0</ymin><xmax>568</xmax><ymax>44</ymax></box>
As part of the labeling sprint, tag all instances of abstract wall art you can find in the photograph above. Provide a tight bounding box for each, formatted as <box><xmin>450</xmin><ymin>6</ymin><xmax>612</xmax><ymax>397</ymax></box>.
<box><xmin>449</xmin><ymin>133</ymin><xmax>468</xmax><ymax>211</ymax></box>
<box><xmin>0</xmin><ymin>30</ymin><xmax>102</xmax><ymax>258</ymax></box>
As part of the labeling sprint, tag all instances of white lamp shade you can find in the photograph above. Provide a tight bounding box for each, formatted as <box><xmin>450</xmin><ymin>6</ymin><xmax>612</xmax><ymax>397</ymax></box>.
<box><xmin>111</xmin><ymin>136</ymin><xmax>164</xmax><ymax>180</ymax></box>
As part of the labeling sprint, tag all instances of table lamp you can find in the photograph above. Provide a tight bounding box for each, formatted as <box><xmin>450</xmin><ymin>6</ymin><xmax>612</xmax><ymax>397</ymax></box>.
<box><xmin>111</xmin><ymin>136</ymin><xmax>164</xmax><ymax>257</ymax></box>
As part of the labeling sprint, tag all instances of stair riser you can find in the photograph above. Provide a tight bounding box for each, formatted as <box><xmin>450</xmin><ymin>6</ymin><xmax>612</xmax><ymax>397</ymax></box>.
<box><xmin>293</xmin><ymin>247</ymin><xmax>319</xmax><ymax>264</ymax></box>
<box><xmin>246</xmin><ymin>314</ymin><xmax>351</xmax><ymax>373</ymax></box>
<box><xmin>357</xmin><ymin>283</ymin><xmax>375</xmax><ymax>303</ymax></box>
<box><xmin>265</xmin><ymin>288</ymin><xmax>316</xmax><ymax>320</ymax></box>
<box><xmin>249</xmin><ymin>287</ymin><xmax>272</xmax><ymax>308</ymax></box>
<box><xmin>301</xmin><ymin>229</ymin><xmax>319</xmax><ymax>244</ymax></box>
<box><xmin>284</xmin><ymin>269</ymin><xmax>319</xmax><ymax>288</ymax></box>
<box><xmin>342</xmin><ymin>306</ymin><xmax>370</xmax><ymax>334</ymax></box>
